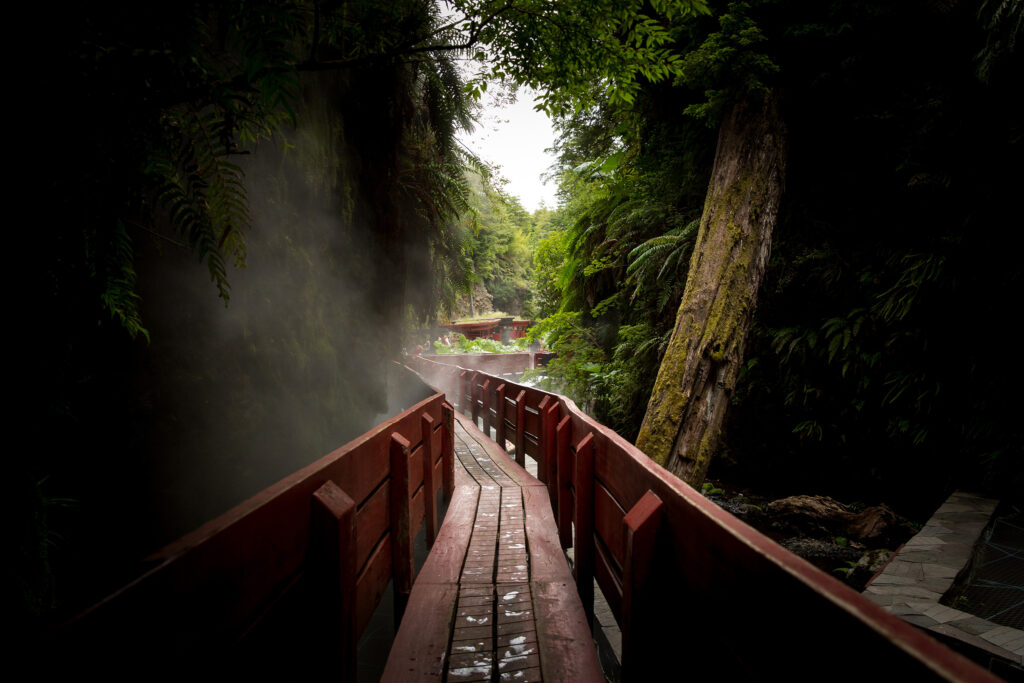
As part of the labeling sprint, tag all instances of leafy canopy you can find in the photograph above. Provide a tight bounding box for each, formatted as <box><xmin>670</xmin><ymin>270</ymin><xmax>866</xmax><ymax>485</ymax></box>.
<box><xmin>443</xmin><ymin>0</ymin><xmax>710</xmax><ymax>113</ymax></box>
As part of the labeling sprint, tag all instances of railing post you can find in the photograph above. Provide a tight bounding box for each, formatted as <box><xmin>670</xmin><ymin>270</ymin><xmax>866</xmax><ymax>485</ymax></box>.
<box><xmin>421</xmin><ymin>413</ymin><xmax>437</xmax><ymax>547</ymax></box>
<box><xmin>309</xmin><ymin>480</ymin><xmax>357</xmax><ymax>682</ymax></box>
<box><xmin>495</xmin><ymin>383</ymin><xmax>507</xmax><ymax>451</ymax></box>
<box><xmin>542</xmin><ymin>400</ymin><xmax>559</xmax><ymax>498</ymax></box>
<box><xmin>459</xmin><ymin>370</ymin><xmax>468</xmax><ymax>414</ymax></box>
<box><xmin>514</xmin><ymin>390</ymin><xmax>527</xmax><ymax>467</ymax></box>
<box><xmin>390</xmin><ymin>433</ymin><xmax>413</xmax><ymax>625</ymax></box>
<box><xmin>536</xmin><ymin>395</ymin><xmax>551</xmax><ymax>484</ymax></box>
<box><xmin>471</xmin><ymin>373</ymin><xmax>481</xmax><ymax>425</ymax></box>
<box><xmin>556</xmin><ymin>415</ymin><xmax>573</xmax><ymax>549</ymax></box>
<box><xmin>481</xmin><ymin>379</ymin><xmax>492</xmax><ymax>436</ymax></box>
<box><xmin>574</xmin><ymin>433</ymin><xmax>595</xmax><ymax>626</ymax></box>
<box><xmin>621</xmin><ymin>490</ymin><xmax>664</xmax><ymax>681</ymax></box>
<box><xmin>442</xmin><ymin>402</ymin><xmax>455</xmax><ymax>500</ymax></box>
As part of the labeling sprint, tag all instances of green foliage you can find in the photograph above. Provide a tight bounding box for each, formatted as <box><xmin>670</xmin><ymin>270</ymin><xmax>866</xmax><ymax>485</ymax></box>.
<box><xmin>722</xmin><ymin>0</ymin><xmax>1024</xmax><ymax>509</ymax></box>
<box><xmin>976</xmin><ymin>0</ymin><xmax>1023</xmax><ymax>83</ymax></box>
<box><xmin>677</xmin><ymin>1</ymin><xmax>779</xmax><ymax>123</ymax></box>
<box><xmin>13</xmin><ymin>477</ymin><xmax>75</xmax><ymax>623</ymax></box>
<box><xmin>832</xmin><ymin>559</ymin><xmax>857</xmax><ymax>576</ymax></box>
<box><xmin>25</xmin><ymin>0</ymin><xmax>491</xmax><ymax>632</ymax></box>
<box><xmin>95</xmin><ymin>222</ymin><xmax>148</xmax><ymax>342</ymax></box>
<box><xmin>452</xmin><ymin>170</ymin><xmax>545</xmax><ymax>316</ymax></box>
<box><xmin>58</xmin><ymin>0</ymin><xmax>490</xmax><ymax>337</ymax></box>
<box><xmin>524</xmin><ymin>0</ymin><xmax>1023</xmax><ymax>512</ymax></box>
<box><xmin>449</xmin><ymin>0</ymin><xmax>710</xmax><ymax>114</ymax></box>
<box><xmin>532</xmin><ymin>226</ymin><xmax>571</xmax><ymax>318</ymax></box>
<box><xmin>452</xmin><ymin>337</ymin><xmax>527</xmax><ymax>354</ymax></box>
<box><xmin>525</xmin><ymin>312</ymin><xmax>607</xmax><ymax>405</ymax></box>
<box><xmin>627</xmin><ymin>218</ymin><xmax>700</xmax><ymax>313</ymax></box>
<box><xmin>524</xmin><ymin>54</ymin><xmax>714</xmax><ymax>435</ymax></box>
<box><xmin>398</xmin><ymin>32</ymin><xmax>485</xmax><ymax>319</ymax></box>
<box><xmin>701</xmin><ymin>481</ymin><xmax>725</xmax><ymax>496</ymax></box>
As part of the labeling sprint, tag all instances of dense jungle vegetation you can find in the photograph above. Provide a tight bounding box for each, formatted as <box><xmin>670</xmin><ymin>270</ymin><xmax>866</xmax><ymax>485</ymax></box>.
<box><xmin>527</xmin><ymin>0</ymin><xmax>1023</xmax><ymax>515</ymax></box>
<box><xmin>10</xmin><ymin>0</ymin><xmax>1022</xmax><ymax>646</ymax></box>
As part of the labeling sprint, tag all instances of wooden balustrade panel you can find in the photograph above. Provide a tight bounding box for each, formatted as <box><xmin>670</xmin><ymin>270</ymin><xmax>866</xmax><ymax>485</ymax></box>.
<box><xmin>503</xmin><ymin>393</ymin><xmax>517</xmax><ymax>424</ymax></box>
<box><xmin>356</xmin><ymin>533</ymin><xmax>394</xmax><ymax>635</ymax></box>
<box><xmin>593</xmin><ymin>535</ymin><xmax>623</xmax><ymax>625</ymax></box>
<box><xmin>523</xmin><ymin>402</ymin><xmax>542</xmax><ymax>439</ymax></box>
<box><xmin>354</xmin><ymin>483</ymin><xmax>391</xmax><ymax>573</ymax></box>
<box><xmin>594</xmin><ymin>482</ymin><xmax>626</xmax><ymax>572</ymax></box>
<box><xmin>64</xmin><ymin>392</ymin><xmax>448</xmax><ymax>660</ymax></box>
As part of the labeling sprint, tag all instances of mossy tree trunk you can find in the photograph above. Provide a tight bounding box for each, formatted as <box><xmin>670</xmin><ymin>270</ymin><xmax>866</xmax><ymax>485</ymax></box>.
<box><xmin>635</xmin><ymin>92</ymin><xmax>786</xmax><ymax>486</ymax></box>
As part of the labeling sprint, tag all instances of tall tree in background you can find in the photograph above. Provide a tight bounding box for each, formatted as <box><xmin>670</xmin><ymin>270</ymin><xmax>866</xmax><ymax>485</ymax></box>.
<box><xmin>514</xmin><ymin>0</ymin><xmax>1021</xmax><ymax>501</ymax></box>
<box><xmin>635</xmin><ymin>90</ymin><xmax>785</xmax><ymax>484</ymax></box>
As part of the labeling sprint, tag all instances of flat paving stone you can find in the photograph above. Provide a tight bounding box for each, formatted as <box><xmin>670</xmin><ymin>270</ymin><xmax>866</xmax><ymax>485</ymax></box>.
<box><xmin>863</xmin><ymin>490</ymin><xmax>1023</xmax><ymax>667</ymax></box>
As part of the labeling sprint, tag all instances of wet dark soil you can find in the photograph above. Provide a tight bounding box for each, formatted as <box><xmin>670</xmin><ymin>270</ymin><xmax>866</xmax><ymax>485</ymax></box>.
<box><xmin>701</xmin><ymin>480</ymin><xmax>915</xmax><ymax>591</ymax></box>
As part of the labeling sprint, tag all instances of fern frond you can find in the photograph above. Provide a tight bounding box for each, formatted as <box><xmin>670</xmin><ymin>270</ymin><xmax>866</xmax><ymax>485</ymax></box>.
<box><xmin>99</xmin><ymin>221</ymin><xmax>149</xmax><ymax>342</ymax></box>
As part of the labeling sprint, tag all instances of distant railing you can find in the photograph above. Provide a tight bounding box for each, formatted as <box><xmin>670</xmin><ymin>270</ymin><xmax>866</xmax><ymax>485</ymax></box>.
<box><xmin>424</xmin><ymin>350</ymin><xmax>542</xmax><ymax>374</ymax></box>
<box><xmin>59</xmin><ymin>392</ymin><xmax>454</xmax><ymax>679</ymax></box>
<box><xmin>406</xmin><ymin>354</ymin><xmax>997</xmax><ymax>682</ymax></box>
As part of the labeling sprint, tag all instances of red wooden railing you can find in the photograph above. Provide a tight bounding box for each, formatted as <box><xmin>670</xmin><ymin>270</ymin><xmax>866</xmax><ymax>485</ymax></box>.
<box><xmin>58</xmin><ymin>354</ymin><xmax>999</xmax><ymax>681</ymax></box>
<box><xmin>60</xmin><ymin>392</ymin><xmax>454</xmax><ymax>679</ymax></box>
<box><xmin>406</xmin><ymin>354</ymin><xmax>998</xmax><ymax>682</ymax></box>
<box><xmin>425</xmin><ymin>350</ymin><xmax>542</xmax><ymax>373</ymax></box>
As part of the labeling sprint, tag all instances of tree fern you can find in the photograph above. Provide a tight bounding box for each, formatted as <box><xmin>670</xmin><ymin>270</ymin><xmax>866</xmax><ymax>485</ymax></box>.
<box><xmin>98</xmin><ymin>221</ymin><xmax>149</xmax><ymax>342</ymax></box>
<box><xmin>626</xmin><ymin>217</ymin><xmax>699</xmax><ymax>312</ymax></box>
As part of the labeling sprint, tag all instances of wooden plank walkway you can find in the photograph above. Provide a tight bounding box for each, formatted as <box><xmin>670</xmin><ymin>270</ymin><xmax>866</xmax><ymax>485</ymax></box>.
<box><xmin>383</xmin><ymin>412</ymin><xmax>604</xmax><ymax>682</ymax></box>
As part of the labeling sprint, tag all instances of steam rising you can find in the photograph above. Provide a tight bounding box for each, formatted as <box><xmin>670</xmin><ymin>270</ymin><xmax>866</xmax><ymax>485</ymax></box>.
<box><xmin>131</xmin><ymin>74</ymin><xmax>430</xmax><ymax>547</ymax></box>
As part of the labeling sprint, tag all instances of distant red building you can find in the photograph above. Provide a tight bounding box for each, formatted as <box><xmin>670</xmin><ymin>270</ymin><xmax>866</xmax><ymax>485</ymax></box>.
<box><xmin>444</xmin><ymin>317</ymin><xmax>531</xmax><ymax>343</ymax></box>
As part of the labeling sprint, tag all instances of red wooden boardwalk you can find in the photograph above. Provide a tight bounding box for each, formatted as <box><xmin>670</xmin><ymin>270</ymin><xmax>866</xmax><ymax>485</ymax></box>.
<box><xmin>58</xmin><ymin>355</ymin><xmax>1004</xmax><ymax>682</ymax></box>
<box><xmin>382</xmin><ymin>414</ymin><xmax>603</xmax><ymax>681</ymax></box>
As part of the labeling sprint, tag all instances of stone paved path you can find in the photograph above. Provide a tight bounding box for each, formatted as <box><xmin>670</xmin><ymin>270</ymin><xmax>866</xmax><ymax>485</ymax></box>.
<box><xmin>864</xmin><ymin>491</ymin><xmax>1023</xmax><ymax>668</ymax></box>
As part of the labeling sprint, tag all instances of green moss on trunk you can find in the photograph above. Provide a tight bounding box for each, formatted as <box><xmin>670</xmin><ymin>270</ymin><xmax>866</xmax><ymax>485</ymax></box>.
<box><xmin>635</xmin><ymin>92</ymin><xmax>786</xmax><ymax>485</ymax></box>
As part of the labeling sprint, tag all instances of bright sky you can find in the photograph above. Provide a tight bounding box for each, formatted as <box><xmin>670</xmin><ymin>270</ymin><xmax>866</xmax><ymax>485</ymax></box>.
<box><xmin>459</xmin><ymin>87</ymin><xmax>560</xmax><ymax>213</ymax></box>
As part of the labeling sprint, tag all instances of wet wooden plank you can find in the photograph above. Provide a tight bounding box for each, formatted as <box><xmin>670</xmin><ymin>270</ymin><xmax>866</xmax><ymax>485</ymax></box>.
<box><xmin>416</xmin><ymin>485</ymin><xmax>480</xmax><ymax>584</ymax></box>
<box><xmin>522</xmin><ymin>486</ymin><xmax>570</xmax><ymax>583</ymax></box>
<box><xmin>455</xmin><ymin>412</ymin><xmax>543</xmax><ymax>490</ymax></box>
<box><xmin>531</xmin><ymin>579</ymin><xmax>605</xmax><ymax>683</ymax></box>
<box><xmin>380</xmin><ymin>582</ymin><xmax>458</xmax><ymax>682</ymax></box>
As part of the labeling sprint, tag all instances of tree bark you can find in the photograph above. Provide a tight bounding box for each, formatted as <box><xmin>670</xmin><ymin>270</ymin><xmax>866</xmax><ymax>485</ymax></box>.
<box><xmin>635</xmin><ymin>91</ymin><xmax>786</xmax><ymax>485</ymax></box>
